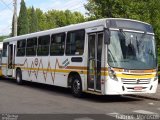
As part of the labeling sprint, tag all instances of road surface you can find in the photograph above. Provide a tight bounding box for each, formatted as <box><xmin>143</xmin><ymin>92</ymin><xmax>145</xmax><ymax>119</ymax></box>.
<box><xmin>0</xmin><ymin>79</ymin><xmax>159</xmax><ymax>120</ymax></box>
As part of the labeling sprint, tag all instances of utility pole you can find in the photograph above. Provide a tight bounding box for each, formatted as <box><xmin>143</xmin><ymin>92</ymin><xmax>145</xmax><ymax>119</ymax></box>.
<box><xmin>13</xmin><ymin>0</ymin><xmax>17</xmax><ymax>36</ymax></box>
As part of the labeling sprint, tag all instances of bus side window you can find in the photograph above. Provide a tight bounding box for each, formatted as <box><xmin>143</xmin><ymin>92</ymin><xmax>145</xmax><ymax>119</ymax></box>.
<box><xmin>66</xmin><ymin>29</ymin><xmax>85</xmax><ymax>55</ymax></box>
<box><xmin>26</xmin><ymin>37</ymin><xmax>37</xmax><ymax>56</ymax></box>
<box><xmin>37</xmin><ymin>35</ymin><xmax>50</xmax><ymax>56</ymax></box>
<box><xmin>50</xmin><ymin>33</ymin><xmax>65</xmax><ymax>56</ymax></box>
<box><xmin>17</xmin><ymin>39</ymin><xmax>26</xmax><ymax>56</ymax></box>
<box><xmin>2</xmin><ymin>42</ymin><xmax>9</xmax><ymax>57</ymax></box>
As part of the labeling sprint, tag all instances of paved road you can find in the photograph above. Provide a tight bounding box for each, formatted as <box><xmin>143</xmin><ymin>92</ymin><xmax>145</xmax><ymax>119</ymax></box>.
<box><xmin>0</xmin><ymin>79</ymin><xmax>160</xmax><ymax>120</ymax></box>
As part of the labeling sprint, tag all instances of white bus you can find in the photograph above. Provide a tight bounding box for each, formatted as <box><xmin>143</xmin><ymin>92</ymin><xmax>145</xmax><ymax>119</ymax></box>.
<box><xmin>1</xmin><ymin>18</ymin><xmax>158</xmax><ymax>97</ymax></box>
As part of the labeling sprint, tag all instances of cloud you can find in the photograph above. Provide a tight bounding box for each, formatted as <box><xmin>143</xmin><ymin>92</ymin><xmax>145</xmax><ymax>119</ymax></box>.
<box><xmin>0</xmin><ymin>0</ymin><xmax>14</xmax><ymax>35</ymax></box>
<box><xmin>0</xmin><ymin>9</ymin><xmax>12</xmax><ymax>35</ymax></box>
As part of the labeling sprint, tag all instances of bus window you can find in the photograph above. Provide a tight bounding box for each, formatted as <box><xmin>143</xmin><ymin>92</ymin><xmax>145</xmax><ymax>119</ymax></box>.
<box><xmin>37</xmin><ymin>35</ymin><xmax>50</xmax><ymax>56</ymax></box>
<box><xmin>17</xmin><ymin>40</ymin><xmax>26</xmax><ymax>56</ymax></box>
<box><xmin>66</xmin><ymin>30</ymin><xmax>85</xmax><ymax>55</ymax></box>
<box><xmin>26</xmin><ymin>37</ymin><xmax>37</xmax><ymax>56</ymax></box>
<box><xmin>2</xmin><ymin>42</ymin><xmax>9</xmax><ymax>57</ymax></box>
<box><xmin>50</xmin><ymin>33</ymin><xmax>65</xmax><ymax>56</ymax></box>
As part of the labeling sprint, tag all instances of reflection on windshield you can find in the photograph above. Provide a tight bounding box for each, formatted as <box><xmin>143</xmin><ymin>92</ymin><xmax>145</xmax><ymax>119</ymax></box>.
<box><xmin>108</xmin><ymin>31</ymin><xmax>157</xmax><ymax>69</ymax></box>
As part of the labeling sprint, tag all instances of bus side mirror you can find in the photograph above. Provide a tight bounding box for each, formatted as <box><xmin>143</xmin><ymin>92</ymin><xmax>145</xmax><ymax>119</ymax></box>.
<box><xmin>104</xmin><ymin>29</ymin><xmax>110</xmax><ymax>44</ymax></box>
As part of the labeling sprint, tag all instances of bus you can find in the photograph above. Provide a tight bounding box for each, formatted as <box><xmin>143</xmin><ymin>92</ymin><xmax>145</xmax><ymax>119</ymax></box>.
<box><xmin>1</xmin><ymin>18</ymin><xmax>158</xmax><ymax>97</ymax></box>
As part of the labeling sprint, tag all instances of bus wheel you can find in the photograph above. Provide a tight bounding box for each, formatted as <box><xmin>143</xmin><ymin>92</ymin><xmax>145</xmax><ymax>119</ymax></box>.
<box><xmin>71</xmin><ymin>76</ymin><xmax>83</xmax><ymax>97</ymax></box>
<box><xmin>16</xmin><ymin>69</ymin><xmax>23</xmax><ymax>85</ymax></box>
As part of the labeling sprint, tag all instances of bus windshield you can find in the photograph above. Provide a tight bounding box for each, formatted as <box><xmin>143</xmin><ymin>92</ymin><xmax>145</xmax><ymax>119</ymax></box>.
<box><xmin>108</xmin><ymin>30</ymin><xmax>157</xmax><ymax>70</ymax></box>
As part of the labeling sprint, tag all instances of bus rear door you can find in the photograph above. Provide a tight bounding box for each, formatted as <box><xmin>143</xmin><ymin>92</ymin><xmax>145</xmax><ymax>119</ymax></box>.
<box><xmin>7</xmin><ymin>43</ymin><xmax>15</xmax><ymax>77</ymax></box>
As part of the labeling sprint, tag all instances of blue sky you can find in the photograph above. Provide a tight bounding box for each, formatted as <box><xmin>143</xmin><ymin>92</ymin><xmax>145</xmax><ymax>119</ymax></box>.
<box><xmin>0</xmin><ymin>0</ymin><xmax>88</xmax><ymax>36</ymax></box>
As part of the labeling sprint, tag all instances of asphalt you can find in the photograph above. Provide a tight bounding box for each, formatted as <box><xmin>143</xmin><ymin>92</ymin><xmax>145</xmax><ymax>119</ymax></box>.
<box><xmin>0</xmin><ymin>78</ymin><xmax>160</xmax><ymax>120</ymax></box>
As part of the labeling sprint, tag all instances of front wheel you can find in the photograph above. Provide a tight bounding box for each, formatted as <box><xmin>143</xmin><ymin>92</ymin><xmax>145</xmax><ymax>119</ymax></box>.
<box><xmin>71</xmin><ymin>76</ymin><xmax>83</xmax><ymax>97</ymax></box>
<box><xmin>16</xmin><ymin>69</ymin><xmax>23</xmax><ymax>85</ymax></box>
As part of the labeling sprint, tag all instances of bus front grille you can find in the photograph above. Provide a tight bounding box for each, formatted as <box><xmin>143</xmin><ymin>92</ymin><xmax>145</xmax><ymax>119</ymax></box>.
<box><xmin>121</xmin><ymin>78</ymin><xmax>151</xmax><ymax>84</ymax></box>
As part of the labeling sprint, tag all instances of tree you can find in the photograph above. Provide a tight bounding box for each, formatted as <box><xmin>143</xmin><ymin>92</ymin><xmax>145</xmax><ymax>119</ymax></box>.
<box><xmin>35</xmin><ymin>8</ymin><xmax>46</xmax><ymax>31</ymax></box>
<box><xmin>44</xmin><ymin>10</ymin><xmax>85</xmax><ymax>29</ymax></box>
<box><xmin>85</xmin><ymin>0</ymin><xmax>131</xmax><ymax>20</ymax></box>
<box><xmin>27</xmin><ymin>7</ymin><xmax>32</xmax><ymax>32</ymax></box>
<box><xmin>45</xmin><ymin>10</ymin><xmax>58</xmax><ymax>29</ymax></box>
<box><xmin>17</xmin><ymin>0</ymin><xmax>29</xmax><ymax>35</ymax></box>
<box><xmin>29</xmin><ymin>7</ymin><xmax>38</xmax><ymax>33</ymax></box>
<box><xmin>0</xmin><ymin>36</ymin><xmax>9</xmax><ymax>42</ymax></box>
<box><xmin>73</xmin><ymin>11</ymin><xmax>85</xmax><ymax>23</ymax></box>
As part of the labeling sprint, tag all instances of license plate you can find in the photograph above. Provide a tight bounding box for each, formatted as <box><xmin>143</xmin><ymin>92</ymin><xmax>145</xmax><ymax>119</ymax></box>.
<box><xmin>134</xmin><ymin>86</ymin><xmax>143</xmax><ymax>90</ymax></box>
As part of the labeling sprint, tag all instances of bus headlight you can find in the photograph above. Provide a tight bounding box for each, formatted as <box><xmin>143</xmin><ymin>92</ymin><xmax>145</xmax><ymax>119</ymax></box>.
<box><xmin>108</xmin><ymin>69</ymin><xmax>118</xmax><ymax>81</ymax></box>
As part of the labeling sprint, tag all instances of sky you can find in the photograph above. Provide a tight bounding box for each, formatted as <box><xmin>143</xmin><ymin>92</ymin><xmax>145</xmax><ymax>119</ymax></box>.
<box><xmin>0</xmin><ymin>0</ymin><xmax>88</xmax><ymax>36</ymax></box>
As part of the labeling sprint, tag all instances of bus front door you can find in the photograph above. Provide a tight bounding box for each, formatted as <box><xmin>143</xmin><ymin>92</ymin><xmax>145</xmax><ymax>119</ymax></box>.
<box><xmin>87</xmin><ymin>33</ymin><xmax>103</xmax><ymax>91</ymax></box>
<box><xmin>7</xmin><ymin>44</ymin><xmax>15</xmax><ymax>77</ymax></box>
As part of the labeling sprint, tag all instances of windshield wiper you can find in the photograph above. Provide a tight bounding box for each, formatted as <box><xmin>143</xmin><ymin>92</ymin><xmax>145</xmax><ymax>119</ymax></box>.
<box><xmin>137</xmin><ymin>31</ymin><xmax>147</xmax><ymax>44</ymax></box>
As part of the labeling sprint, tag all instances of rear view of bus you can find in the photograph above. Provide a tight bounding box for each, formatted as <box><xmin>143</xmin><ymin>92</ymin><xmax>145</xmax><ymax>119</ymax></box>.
<box><xmin>104</xmin><ymin>19</ymin><xmax>158</xmax><ymax>95</ymax></box>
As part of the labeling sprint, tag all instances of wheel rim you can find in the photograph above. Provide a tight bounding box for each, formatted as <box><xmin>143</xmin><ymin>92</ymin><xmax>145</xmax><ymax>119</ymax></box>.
<box><xmin>73</xmin><ymin>79</ymin><xmax>80</xmax><ymax>94</ymax></box>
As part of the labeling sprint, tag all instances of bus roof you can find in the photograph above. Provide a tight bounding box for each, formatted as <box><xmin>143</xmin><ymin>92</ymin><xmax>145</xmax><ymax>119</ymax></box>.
<box><xmin>3</xmin><ymin>18</ymin><xmax>152</xmax><ymax>43</ymax></box>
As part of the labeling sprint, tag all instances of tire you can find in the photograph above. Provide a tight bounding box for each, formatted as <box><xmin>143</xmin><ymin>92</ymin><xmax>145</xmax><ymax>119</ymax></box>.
<box><xmin>16</xmin><ymin>69</ymin><xmax>23</xmax><ymax>85</ymax></box>
<box><xmin>71</xmin><ymin>76</ymin><xmax>83</xmax><ymax>97</ymax></box>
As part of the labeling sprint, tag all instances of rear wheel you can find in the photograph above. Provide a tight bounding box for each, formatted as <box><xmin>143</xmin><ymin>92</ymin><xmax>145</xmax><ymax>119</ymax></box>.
<box><xmin>16</xmin><ymin>69</ymin><xmax>23</xmax><ymax>85</ymax></box>
<box><xmin>71</xmin><ymin>76</ymin><xmax>83</xmax><ymax>97</ymax></box>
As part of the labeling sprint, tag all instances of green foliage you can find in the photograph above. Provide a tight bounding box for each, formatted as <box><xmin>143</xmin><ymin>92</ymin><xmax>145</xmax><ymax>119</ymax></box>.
<box><xmin>85</xmin><ymin>0</ymin><xmax>131</xmax><ymax>19</ymax></box>
<box><xmin>0</xmin><ymin>36</ymin><xmax>9</xmax><ymax>42</ymax></box>
<box><xmin>28</xmin><ymin>7</ymin><xmax>38</xmax><ymax>33</ymax></box>
<box><xmin>73</xmin><ymin>12</ymin><xmax>85</xmax><ymax>23</ymax></box>
<box><xmin>35</xmin><ymin>8</ymin><xmax>46</xmax><ymax>31</ymax></box>
<box><xmin>27</xmin><ymin>9</ymin><xmax>85</xmax><ymax>31</ymax></box>
<box><xmin>44</xmin><ymin>10</ymin><xmax>85</xmax><ymax>29</ymax></box>
<box><xmin>17</xmin><ymin>0</ymin><xmax>29</xmax><ymax>35</ymax></box>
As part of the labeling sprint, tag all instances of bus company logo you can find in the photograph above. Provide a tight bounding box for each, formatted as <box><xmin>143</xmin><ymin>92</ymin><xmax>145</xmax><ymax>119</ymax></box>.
<box><xmin>137</xmin><ymin>79</ymin><xmax>140</xmax><ymax>84</ymax></box>
<box><xmin>62</xmin><ymin>58</ymin><xmax>70</xmax><ymax>68</ymax></box>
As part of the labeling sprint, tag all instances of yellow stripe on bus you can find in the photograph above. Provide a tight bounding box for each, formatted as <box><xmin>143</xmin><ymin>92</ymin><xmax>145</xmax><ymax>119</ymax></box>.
<box><xmin>116</xmin><ymin>73</ymin><xmax>155</xmax><ymax>79</ymax></box>
<box><xmin>20</xmin><ymin>67</ymin><xmax>109</xmax><ymax>76</ymax></box>
<box><xmin>1</xmin><ymin>65</ymin><xmax>7</xmax><ymax>67</ymax></box>
<box><xmin>1</xmin><ymin>65</ymin><xmax>155</xmax><ymax>78</ymax></box>
<box><xmin>21</xmin><ymin>67</ymin><xmax>82</xmax><ymax>73</ymax></box>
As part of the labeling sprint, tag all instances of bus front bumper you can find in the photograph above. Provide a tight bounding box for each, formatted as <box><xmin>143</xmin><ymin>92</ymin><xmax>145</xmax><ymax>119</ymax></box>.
<box><xmin>104</xmin><ymin>78</ymin><xmax>158</xmax><ymax>95</ymax></box>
